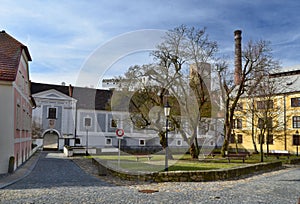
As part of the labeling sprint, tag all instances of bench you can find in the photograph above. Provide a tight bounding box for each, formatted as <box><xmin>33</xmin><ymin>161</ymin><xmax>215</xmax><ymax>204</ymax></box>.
<box><xmin>135</xmin><ymin>155</ymin><xmax>153</xmax><ymax>162</ymax></box>
<box><xmin>226</xmin><ymin>153</ymin><xmax>248</xmax><ymax>163</ymax></box>
<box><xmin>267</xmin><ymin>150</ymin><xmax>290</xmax><ymax>159</ymax></box>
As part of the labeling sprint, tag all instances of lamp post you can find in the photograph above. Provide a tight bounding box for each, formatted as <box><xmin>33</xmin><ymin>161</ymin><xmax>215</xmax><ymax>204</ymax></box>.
<box><xmin>164</xmin><ymin>102</ymin><xmax>171</xmax><ymax>171</ymax></box>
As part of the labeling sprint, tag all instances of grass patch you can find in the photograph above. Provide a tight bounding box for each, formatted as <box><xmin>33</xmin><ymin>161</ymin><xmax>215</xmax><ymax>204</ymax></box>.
<box><xmin>104</xmin><ymin>160</ymin><xmax>243</xmax><ymax>172</ymax></box>
<box><xmin>91</xmin><ymin>154</ymin><xmax>244</xmax><ymax>172</ymax></box>
<box><xmin>87</xmin><ymin>152</ymin><xmax>295</xmax><ymax>173</ymax></box>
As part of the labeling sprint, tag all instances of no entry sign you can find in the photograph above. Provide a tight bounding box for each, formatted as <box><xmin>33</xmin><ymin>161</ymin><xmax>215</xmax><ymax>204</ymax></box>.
<box><xmin>116</xmin><ymin>128</ymin><xmax>124</xmax><ymax>137</ymax></box>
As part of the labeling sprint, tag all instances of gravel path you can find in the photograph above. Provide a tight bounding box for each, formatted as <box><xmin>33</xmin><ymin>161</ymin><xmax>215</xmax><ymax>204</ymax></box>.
<box><xmin>0</xmin><ymin>152</ymin><xmax>299</xmax><ymax>204</ymax></box>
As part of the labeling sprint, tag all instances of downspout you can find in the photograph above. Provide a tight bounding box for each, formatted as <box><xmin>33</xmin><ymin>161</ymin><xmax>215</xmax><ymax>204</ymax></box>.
<box><xmin>284</xmin><ymin>94</ymin><xmax>287</xmax><ymax>150</ymax></box>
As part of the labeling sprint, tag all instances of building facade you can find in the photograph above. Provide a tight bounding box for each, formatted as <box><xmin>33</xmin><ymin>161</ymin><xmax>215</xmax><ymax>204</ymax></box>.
<box><xmin>31</xmin><ymin>82</ymin><xmax>77</xmax><ymax>150</ymax></box>
<box><xmin>0</xmin><ymin>31</ymin><xmax>34</xmax><ymax>174</ymax></box>
<box><xmin>230</xmin><ymin>67</ymin><xmax>300</xmax><ymax>154</ymax></box>
<box><xmin>31</xmin><ymin>83</ymin><xmax>223</xmax><ymax>153</ymax></box>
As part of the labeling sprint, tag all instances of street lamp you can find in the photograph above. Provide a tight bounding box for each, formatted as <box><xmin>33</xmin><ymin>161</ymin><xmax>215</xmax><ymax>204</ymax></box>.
<box><xmin>164</xmin><ymin>102</ymin><xmax>171</xmax><ymax>171</ymax></box>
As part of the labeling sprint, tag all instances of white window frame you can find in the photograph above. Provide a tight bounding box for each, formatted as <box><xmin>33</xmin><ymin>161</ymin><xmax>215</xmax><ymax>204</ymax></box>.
<box><xmin>84</xmin><ymin>116</ymin><xmax>92</xmax><ymax>128</ymax></box>
<box><xmin>47</xmin><ymin>107</ymin><xmax>57</xmax><ymax>119</ymax></box>
<box><xmin>105</xmin><ymin>138</ymin><xmax>112</xmax><ymax>146</ymax></box>
<box><xmin>139</xmin><ymin>139</ymin><xmax>146</xmax><ymax>146</ymax></box>
<box><xmin>176</xmin><ymin>139</ymin><xmax>182</xmax><ymax>146</ymax></box>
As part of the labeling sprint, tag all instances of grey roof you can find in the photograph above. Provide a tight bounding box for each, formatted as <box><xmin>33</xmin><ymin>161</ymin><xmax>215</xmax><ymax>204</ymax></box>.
<box><xmin>270</xmin><ymin>68</ymin><xmax>300</xmax><ymax>94</ymax></box>
<box><xmin>31</xmin><ymin>82</ymin><xmax>114</xmax><ymax>111</ymax></box>
<box><xmin>72</xmin><ymin>87</ymin><xmax>113</xmax><ymax>110</ymax></box>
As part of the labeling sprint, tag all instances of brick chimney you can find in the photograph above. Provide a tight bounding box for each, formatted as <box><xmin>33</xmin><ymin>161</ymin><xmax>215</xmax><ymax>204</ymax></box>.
<box><xmin>68</xmin><ymin>84</ymin><xmax>73</xmax><ymax>97</ymax></box>
<box><xmin>234</xmin><ymin>30</ymin><xmax>242</xmax><ymax>85</ymax></box>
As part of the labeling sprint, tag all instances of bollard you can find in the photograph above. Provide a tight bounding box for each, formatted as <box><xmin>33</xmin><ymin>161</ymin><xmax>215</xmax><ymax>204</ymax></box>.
<box><xmin>8</xmin><ymin>156</ymin><xmax>15</xmax><ymax>173</ymax></box>
<box><xmin>98</xmin><ymin>160</ymin><xmax>107</xmax><ymax>176</ymax></box>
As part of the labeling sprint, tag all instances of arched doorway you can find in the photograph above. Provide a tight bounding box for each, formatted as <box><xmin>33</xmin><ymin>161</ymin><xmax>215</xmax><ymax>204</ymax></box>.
<box><xmin>43</xmin><ymin>130</ymin><xmax>59</xmax><ymax>150</ymax></box>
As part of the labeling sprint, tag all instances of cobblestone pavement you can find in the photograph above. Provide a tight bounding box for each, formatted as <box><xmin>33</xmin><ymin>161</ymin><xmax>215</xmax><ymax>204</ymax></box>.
<box><xmin>0</xmin><ymin>152</ymin><xmax>299</xmax><ymax>204</ymax></box>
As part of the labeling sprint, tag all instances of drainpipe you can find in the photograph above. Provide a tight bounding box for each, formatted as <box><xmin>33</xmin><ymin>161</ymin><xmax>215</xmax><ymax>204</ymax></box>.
<box><xmin>284</xmin><ymin>94</ymin><xmax>287</xmax><ymax>150</ymax></box>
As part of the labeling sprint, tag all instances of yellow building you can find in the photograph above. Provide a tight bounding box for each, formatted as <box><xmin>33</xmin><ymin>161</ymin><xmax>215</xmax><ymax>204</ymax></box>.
<box><xmin>230</xmin><ymin>67</ymin><xmax>300</xmax><ymax>154</ymax></box>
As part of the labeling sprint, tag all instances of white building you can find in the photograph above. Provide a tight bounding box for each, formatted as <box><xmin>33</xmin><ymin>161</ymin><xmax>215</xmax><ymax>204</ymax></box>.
<box><xmin>31</xmin><ymin>83</ymin><xmax>77</xmax><ymax>150</ymax></box>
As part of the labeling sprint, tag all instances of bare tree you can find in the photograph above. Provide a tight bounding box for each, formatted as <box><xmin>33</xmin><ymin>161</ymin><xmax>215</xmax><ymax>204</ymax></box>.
<box><xmin>118</xmin><ymin>25</ymin><xmax>218</xmax><ymax>159</ymax></box>
<box><xmin>216</xmin><ymin>30</ymin><xmax>280</xmax><ymax>156</ymax></box>
<box><xmin>243</xmin><ymin>74</ymin><xmax>285</xmax><ymax>161</ymax></box>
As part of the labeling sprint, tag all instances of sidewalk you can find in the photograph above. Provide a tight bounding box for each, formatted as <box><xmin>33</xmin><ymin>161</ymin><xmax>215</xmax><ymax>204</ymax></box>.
<box><xmin>0</xmin><ymin>151</ymin><xmax>41</xmax><ymax>189</ymax></box>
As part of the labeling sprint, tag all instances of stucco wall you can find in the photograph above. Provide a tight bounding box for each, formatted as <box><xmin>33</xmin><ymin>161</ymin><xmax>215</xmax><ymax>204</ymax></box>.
<box><xmin>0</xmin><ymin>84</ymin><xmax>14</xmax><ymax>174</ymax></box>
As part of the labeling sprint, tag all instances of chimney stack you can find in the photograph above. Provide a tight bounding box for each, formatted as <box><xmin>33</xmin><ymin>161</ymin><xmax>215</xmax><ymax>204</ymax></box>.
<box><xmin>68</xmin><ymin>84</ymin><xmax>73</xmax><ymax>97</ymax></box>
<box><xmin>234</xmin><ymin>30</ymin><xmax>242</xmax><ymax>85</ymax></box>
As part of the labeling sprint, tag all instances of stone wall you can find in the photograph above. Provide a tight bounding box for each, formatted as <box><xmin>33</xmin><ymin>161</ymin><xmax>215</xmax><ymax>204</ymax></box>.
<box><xmin>288</xmin><ymin>158</ymin><xmax>300</xmax><ymax>164</ymax></box>
<box><xmin>92</xmin><ymin>158</ymin><xmax>283</xmax><ymax>182</ymax></box>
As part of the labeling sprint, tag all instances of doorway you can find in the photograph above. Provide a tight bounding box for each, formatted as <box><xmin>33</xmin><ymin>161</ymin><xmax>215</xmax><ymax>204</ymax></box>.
<box><xmin>43</xmin><ymin>131</ymin><xmax>59</xmax><ymax>150</ymax></box>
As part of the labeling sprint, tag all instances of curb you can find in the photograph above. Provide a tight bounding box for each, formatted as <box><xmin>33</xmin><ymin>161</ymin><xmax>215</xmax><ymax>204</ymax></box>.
<box><xmin>0</xmin><ymin>151</ymin><xmax>41</xmax><ymax>189</ymax></box>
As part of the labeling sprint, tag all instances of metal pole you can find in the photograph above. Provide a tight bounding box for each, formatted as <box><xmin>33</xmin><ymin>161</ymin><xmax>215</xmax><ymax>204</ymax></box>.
<box><xmin>165</xmin><ymin>117</ymin><xmax>168</xmax><ymax>171</ymax></box>
<box><xmin>297</xmin><ymin>145</ymin><xmax>298</xmax><ymax>157</ymax></box>
<box><xmin>86</xmin><ymin>129</ymin><xmax>88</xmax><ymax>156</ymax></box>
<box><xmin>118</xmin><ymin>139</ymin><xmax>121</xmax><ymax>168</ymax></box>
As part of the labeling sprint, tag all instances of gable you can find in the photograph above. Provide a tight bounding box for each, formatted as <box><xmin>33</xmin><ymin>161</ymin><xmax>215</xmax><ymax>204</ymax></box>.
<box><xmin>33</xmin><ymin>89</ymin><xmax>75</xmax><ymax>101</ymax></box>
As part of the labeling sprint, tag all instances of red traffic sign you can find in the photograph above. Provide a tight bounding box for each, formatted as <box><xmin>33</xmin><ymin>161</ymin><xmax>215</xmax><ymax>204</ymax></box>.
<box><xmin>116</xmin><ymin>128</ymin><xmax>124</xmax><ymax>137</ymax></box>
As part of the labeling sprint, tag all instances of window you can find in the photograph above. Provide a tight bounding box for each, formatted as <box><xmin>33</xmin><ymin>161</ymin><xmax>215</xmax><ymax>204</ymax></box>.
<box><xmin>105</xmin><ymin>138</ymin><xmax>112</xmax><ymax>146</ymax></box>
<box><xmin>111</xmin><ymin>119</ymin><xmax>118</xmax><ymax>128</ymax></box>
<box><xmin>258</xmin><ymin>117</ymin><xmax>272</xmax><ymax>129</ymax></box>
<box><xmin>237</xmin><ymin>134</ymin><xmax>243</xmax><ymax>144</ymax></box>
<box><xmin>257</xmin><ymin>100</ymin><xmax>273</xmax><ymax>109</ymax></box>
<box><xmin>48</xmin><ymin>108</ymin><xmax>57</xmax><ymax>119</ymax></box>
<box><xmin>293</xmin><ymin>134</ymin><xmax>300</xmax><ymax>145</ymax></box>
<box><xmin>84</xmin><ymin>117</ymin><xmax>92</xmax><ymax>127</ymax></box>
<box><xmin>176</xmin><ymin>139</ymin><xmax>182</xmax><ymax>146</ymax></box>
<box><xmin>293</xmin><ymin>116</ymin><xmax>300</xmax><ymax>128</ymax></box>
<box><xmin>139</xmin><ymin>139</ymin><xmax>145</xmax><ymax>146</ymax></box>
<box><xmin>75</xmin><ymin>138</ymin><xmax>81</xmax><ymax>145</ymax></box>
<box><xmin>236</xmin><ymin>102</ymin><xmax>243</xmax><ymax>111</ymax></box>
<box><xmin>16</xmin><ymin>104</ymin><xmax>21</xmax><ymax>130</ymax></box>
<box><xmin>233</xmin><ymin>119</ymin><xmax>242</xmax><ymax>129</ymax></box>
<box><xmin>22</xmin><ymin>109</ymin><xmax>26</xmax><ymax>130</ymax></box>
<box><xmin>291</xmin><ymin>97</ymin><xmax>300</xmax><ymax>107</ymax></box>
<box><xmin>267</xmin><ymin>134</ymin><xmax>274</xmax><ymax>145</ymax></box>
<box><xmin>230</xmin><ymin>134</ymin><xmax>243</xmax><ymax>144</ymax></box>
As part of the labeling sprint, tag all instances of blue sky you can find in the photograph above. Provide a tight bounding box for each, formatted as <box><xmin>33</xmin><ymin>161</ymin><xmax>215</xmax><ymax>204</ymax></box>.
<box><xmin>1</xmin><ymin>0</ymin><xmax>300</xmax><ymax>87</ymax></box>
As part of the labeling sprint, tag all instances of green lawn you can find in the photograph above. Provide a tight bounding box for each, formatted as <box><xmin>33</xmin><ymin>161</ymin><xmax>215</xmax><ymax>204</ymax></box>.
<box><xmin>90</xmin><ymin>154</ymin><xmax>244</xmax><ymax>172</ymax></box>
<box><xmin>87</xmin><ymin>152</ymin><xmax>297</xmax><ymax>173</ymax></box>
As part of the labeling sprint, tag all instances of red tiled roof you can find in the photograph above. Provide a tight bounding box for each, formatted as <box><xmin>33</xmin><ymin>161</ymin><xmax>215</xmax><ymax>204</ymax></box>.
<box><xmin>0</xmin><ymin>30</ymin><xmax>31</xmax><ymax>81</ymax></box>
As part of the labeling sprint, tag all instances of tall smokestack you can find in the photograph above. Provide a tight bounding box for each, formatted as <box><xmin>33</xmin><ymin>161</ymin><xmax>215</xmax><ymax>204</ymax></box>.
<box><xmin>234</xmin><ymin>30</ymin><xmax>242</xmax><ymax>85</ymax></box>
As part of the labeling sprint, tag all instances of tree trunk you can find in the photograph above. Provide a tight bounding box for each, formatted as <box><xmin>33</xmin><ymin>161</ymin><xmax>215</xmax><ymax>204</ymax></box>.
<box><xmin>190</xmin><ymin>143</ymin><xmax>198</xmax><ymax>159</ymax></box>
<box><xmin>266</xmin><ymin>129</ymin><xmax>270</xmax><ymax>156</ymax></box>
<box><xmin>251</xmin><ymin>106</ymin><xmax>258</xmax><ymax>153</ymax></box>
<box><xmin>260</xmin><ymin>142</ymin><xmax>264</xmax><ymax>162</ymax></box>
<box><xmin>260</xmin><ymin>131</ymin><xmax>264</xmax><ymax>162</ymax></box>
<box><xmin>221</xmin><ymin>139</ymin><xmax>229</xmax><ymax>157</ymax></box>
<box><xmin>159</xmin><ymin>131</ymin><xmax>174</xmax><ymax>160</ymax></box>
<box><xmin>221</xmin><ymin>123</ymin><xmax>231</xmax><ymax>157</ymax></box>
